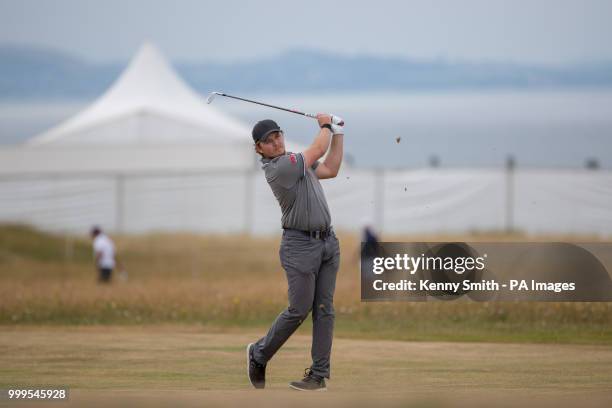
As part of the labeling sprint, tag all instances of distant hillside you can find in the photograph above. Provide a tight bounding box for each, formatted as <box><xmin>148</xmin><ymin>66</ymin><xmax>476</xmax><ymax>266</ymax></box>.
<box><xmin>0</xmin><ymin>45</ymin><xmax>120</xmax><ymax>99</ymax></box>
<box><xmin>1</xmin><ymin>45</ymin><xmax>612</xmax><ymax>99</ymax></box>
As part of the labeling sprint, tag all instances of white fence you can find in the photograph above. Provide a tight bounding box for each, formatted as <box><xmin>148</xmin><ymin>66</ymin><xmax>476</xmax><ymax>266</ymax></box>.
<box><xmin>0</xmin><ymin>168</ymin><xmax>611</xmax><ymax>236</ymax></box>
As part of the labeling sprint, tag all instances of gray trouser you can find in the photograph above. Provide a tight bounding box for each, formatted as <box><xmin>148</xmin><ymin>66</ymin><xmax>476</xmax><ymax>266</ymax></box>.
<box><xmin>253</xmin><ymin>228</ymin><xmax>340</xmax><ymax>379</ymax></box>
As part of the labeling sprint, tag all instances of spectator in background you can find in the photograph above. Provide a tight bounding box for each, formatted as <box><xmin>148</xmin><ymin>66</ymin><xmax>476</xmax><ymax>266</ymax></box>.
<box><xmin>358</xmin><ymin>219</ymin><xmax>385</xmax><ymax>295</ymax></box>
<box><xmin>90</xmin><ymin>226</ymin><xmax>124</xmax><ymax>283</ymax></box>
<box><xmin>360</xmin><ymin>218</ymin><xmax>382</xmax><ymax>262</ymax></box>
<box><xmin>362</xmin><ymin>224</ymin><xmax>380</xmax><ymax>256</ymax></box>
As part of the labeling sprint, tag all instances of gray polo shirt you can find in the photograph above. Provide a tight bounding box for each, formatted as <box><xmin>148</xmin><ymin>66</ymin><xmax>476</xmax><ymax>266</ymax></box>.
<box><xmin>261</xmin><ymin>152</ymin><xmax>331</xmax><ymax>231</ymax></box>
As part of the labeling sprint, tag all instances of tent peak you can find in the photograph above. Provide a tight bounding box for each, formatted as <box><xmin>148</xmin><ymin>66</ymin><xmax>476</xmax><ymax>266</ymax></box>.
<box><xmin>27</xmin><ymin>42</ymin><xmax>250</xmax><ymax>146</ymax></box>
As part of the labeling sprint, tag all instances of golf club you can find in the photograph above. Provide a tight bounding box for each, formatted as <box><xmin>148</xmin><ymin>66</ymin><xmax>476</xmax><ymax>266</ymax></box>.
<box><xmin>206</xmin><ymin>91</ymin><xmax>344</xmax><ymax>126</ymax></box>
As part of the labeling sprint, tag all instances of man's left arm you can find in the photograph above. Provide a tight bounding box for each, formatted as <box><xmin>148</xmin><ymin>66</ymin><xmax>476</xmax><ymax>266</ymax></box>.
<box><xmin>315</xmin><ymin>131</ymin><xmax>343</xmax><ymax>179</ymax></box>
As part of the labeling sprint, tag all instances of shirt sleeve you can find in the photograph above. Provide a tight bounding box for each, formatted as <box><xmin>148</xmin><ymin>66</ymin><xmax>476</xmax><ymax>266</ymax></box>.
<box><xmin>266</xmin><ymin>152</ymin><xmax>305</xmax><ymax>189</ymax></box>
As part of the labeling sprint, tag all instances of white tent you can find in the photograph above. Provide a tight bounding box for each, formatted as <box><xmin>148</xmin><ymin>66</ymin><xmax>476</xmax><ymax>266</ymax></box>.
<box><xmin>3</xmin><ymin>42</ymin><xmax>302</xmax><ymax>174</ymax></box>
<box><xmin>29</xmin><ymin>43</ymin><xmax>249</xmax><ymax>147</ymax></box>
<box><xmin>0</xmin><ymin>43</ymin><xmax>305</xmax><ymax>234</ymax></box>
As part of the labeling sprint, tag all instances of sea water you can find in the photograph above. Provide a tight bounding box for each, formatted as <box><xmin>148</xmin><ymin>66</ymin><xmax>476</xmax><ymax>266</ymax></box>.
<box><xmin>1</xmin><ymin>89</ymin><xmax>611</xmax><ymax>169</ymax></box>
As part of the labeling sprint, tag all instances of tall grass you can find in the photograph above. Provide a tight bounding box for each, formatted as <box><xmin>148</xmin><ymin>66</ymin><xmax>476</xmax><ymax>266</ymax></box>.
<box><xmin>1</xmin><ymin>224</ymin><xmax>611</xmax><ymax>344</ymax></box>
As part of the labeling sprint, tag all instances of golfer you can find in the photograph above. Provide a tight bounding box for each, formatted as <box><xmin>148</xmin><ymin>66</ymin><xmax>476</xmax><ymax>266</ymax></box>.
<box><xmin>247</xmin><ymin>114</ymin><xmax>344</xmax><ymax>391</ymax></box>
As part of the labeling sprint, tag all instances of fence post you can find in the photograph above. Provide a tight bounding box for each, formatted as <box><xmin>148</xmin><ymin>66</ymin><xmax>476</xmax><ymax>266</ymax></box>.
<box><xmin>374</xmin><ymin>168</ymin><xmax>385</xmax><ymax>233</ymax></box>
<box><xmin>505</xmin><ymin>156</ymin><xmax>515</xmax><ymax>233</ymax></box>
<box><xmin>115</xmin><ymin>174</ymin><xmax>125</xmax><ymax>234</ymax></box>
<box><xmin>244</xmin><ymin>170</ymin><xmax>254</xmax><ymax>235</ymax></box>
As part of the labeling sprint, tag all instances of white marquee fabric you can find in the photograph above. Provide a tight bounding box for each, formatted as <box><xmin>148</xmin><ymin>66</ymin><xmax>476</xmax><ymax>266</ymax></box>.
<box><xmin>27</xmin><ymin>43</ymin><xmax>249</xmax><ymax>147</ymax></box>
<box><xmin>1</xmin><ymin>168</ymin><xmax>611</xmax><ymax>236</ymax></box>
<box><xmin>9</xmin><ymin>43</ymin><xmax>305</xmax><ymax>175</ymax></box>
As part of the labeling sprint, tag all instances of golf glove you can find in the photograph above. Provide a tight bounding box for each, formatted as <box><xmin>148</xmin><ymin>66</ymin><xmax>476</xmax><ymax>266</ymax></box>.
<box><xmin>331</xmin><ymin>123</ymin><xmax>344</xmax><ymax>135</ymax></box>
<box><xmin>321</xmin><ymin>113</ymin><xmax>344</xmax><ymax>134</ymax></box>
<box><xmin>330</xmin><ymin>114</ymin><xmax>344</xmax><ymax>126</ymax></box>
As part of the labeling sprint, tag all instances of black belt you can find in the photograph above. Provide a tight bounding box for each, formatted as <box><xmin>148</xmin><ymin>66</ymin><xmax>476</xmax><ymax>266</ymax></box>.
<box><xmin>285</xmin><ymin>227</ymin><xmax>333</xmax><ymax>240</ymax></box>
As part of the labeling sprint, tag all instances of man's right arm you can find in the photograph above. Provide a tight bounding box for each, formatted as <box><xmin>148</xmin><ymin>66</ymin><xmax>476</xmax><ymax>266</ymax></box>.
<box><xmin>302</xmin><ymin>114</ymin><xmax>333</xmax><ymax>169</ymax></box>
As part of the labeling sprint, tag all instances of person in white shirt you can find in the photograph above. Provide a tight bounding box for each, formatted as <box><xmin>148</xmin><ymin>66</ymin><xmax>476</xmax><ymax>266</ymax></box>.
<box><xmin>90</xmin><ymin>226</ymin><xmax>123</xmax><ymax>283</ymax></box>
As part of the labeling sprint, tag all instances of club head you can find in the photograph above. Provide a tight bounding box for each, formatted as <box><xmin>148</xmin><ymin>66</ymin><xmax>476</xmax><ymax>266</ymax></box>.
<box><xmin>206</xmin><ymin>91</ymin><xmax>221</xmax><ymax>104</ymax></box>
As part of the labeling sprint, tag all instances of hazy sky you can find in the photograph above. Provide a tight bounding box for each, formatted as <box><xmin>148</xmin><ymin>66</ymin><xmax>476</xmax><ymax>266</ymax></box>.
<box><xmin>1</xmin><ymin>0</ymin><xmax>611</xmax><ymax>65</ymax></box>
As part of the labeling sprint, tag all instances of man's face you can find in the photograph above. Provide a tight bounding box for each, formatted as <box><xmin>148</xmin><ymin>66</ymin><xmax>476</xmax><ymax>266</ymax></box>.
<box><xmin>256</xmin><ymin>131</ymin><xmax>286</xmax><ymax>158</ymax></box>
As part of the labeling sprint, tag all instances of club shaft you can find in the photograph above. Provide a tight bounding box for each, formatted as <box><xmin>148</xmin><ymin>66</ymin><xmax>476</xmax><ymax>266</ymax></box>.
<box><xmin>217</xmin><ymin>93</ymin><xmax>313</xmax><ymax>118</ymax></box>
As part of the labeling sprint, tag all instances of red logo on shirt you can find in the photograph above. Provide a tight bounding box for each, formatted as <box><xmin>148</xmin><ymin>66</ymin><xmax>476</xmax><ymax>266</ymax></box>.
<box><xmin>289</xmin><ymin>153</ymin><xmax>297</xmax><ymax>165</ymax></box>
